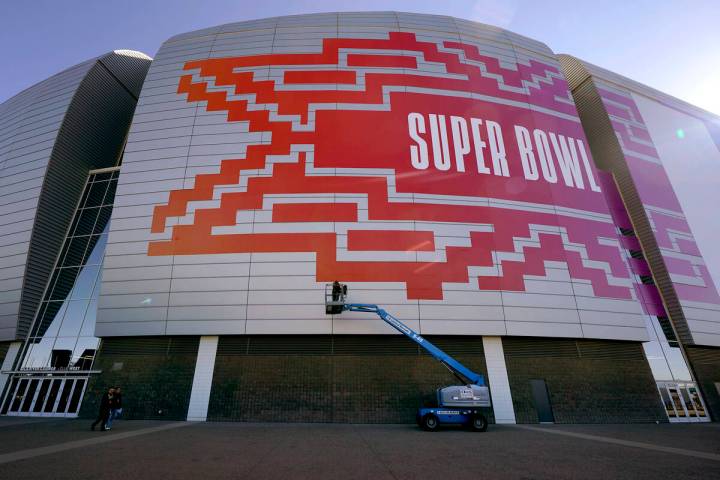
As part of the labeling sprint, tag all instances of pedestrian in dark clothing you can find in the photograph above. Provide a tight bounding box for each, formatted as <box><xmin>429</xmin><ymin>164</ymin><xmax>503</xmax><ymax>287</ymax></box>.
<box><xmin>106</xmin><ymin>386</ymin><xmax>123</xmax><ymax>430</ymax></box>
<box><xmin>91</xmin><ymin>387</ymin><xmax>114</xmax><ymax>431</ymax></box>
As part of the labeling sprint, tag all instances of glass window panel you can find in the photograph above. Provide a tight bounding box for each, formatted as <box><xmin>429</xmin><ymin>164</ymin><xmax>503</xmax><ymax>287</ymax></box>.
<box><xmin>56</xmin><ymin>300</ymin><xmax>89</xmax><ymax>338</ymax></box>
<box><xmin>96</xmin><ymin>205</ymin><xmax>113</xmax><ymax>229</ymax></box>
<box><xmin>688</xmin><ymin>387</ymin><xmax>707</xmax><ymax>417</ymax></box>
<box><xmin>80</xmin><ymin>299</ymin><xmax>98</xmax><ymax>337</ymax></box>
<box><xmin>679</xmin><ymin>387</ymin><xmax>696</xmax><ymax>416</ymax></box>
<box><xmin>85</xmin><ymin>181</ymin><xmax>110</xmax><ymax>208</ymax></box>
<box><xmin>56</xmin><ymin>379</ymin><xmax>74</xmax><ymax>413</ymax></box>
<box><xmin>76</xmin><ymin>181</ymin><xmax>92</xmax><ymax>210</ymax></box>
<box><xmin>20</xmin><ymin>379</ymin><xmax>39</xmax><ymax>412</ymax></box>
<box><xmin>659</xmin><ymin>386</ymin><xmax>675</xmax><ymax>417</ymax></box>
<box><xmin>50</xmin><ymin>349</ymin><xmax>72</xmax><ymax>369</ymax></box>
<box><xmin>51</xmin><ymin>337</ymin><xmax>77</xmax><ymax>367</ymax></box>
<box><xmin>2</xmin><ymin>378</ymin><xmax>19</xmax><ymax>413</ymax></box>
<box><xmin>60</xmin><ymin>236</ymin><xmax>91</xmax><ymax>267</ymax></box>
<box><xmin>31</xmin><ymin>302</ymin><xmax>60</xmax><ymax>338</ymax></box>
<box><xmin>93</xmin><ymin>172</ymin><xmax>113</xmax><ymax>181</ymax></box>
<box><xmin>67</xmin><ymin>379</ymin><xmax>86</xmax><ymax>413</ymax></box>
<box><xmin>49</xmin><ymin>267</ymin><xmax>80</xmax><ymax>300</ymax></box>
<box><xmin>32</xmin><ymin>380</ymin><xmax>51</xmax><ymax>412</ymax></box>
<box><xmin>71</xmin><ymin>265</ymin><xmax>100</xmax><ymax>299</ymax></box>
<box><xmin>11</xmin><ymin>379</ymin><xmax>29</xmax><ymax>412</ymax></box>
<box><xmin>76</xmin><ymin>235</ymin><xmax>101</xmax><ymax>267</ymax></box>
<box><xmin>84</xmin><ymin>235</ymin><xmax>108</xmax><ymax>267</ymax></box>
<box><xmin>668</xmin><ymin>387</ymin><xmax>686</xmax><ymax>417</ymax></box>
<box><xmin>103</xmin><ymin>180</ymin><xmax>118</xmax><ymax>206</ymax></box>
<box><xmin>71</xmin><ymin>207</ymin><xmax>100</xmax><ymax>238</ymax></box>
<box><xmin>23</xmin><ymin>337</ymin><xmax>55</xmax><ymax>369</ymax></box>
<box><xmin>43</xmin><ymin>379</ymin><xmax>64</xmax><ymax>412</ymax></box>
<box><xmin>73</xmin><ymin>337</ymin><xmax>99</xmax><ymax>370</ymax></box>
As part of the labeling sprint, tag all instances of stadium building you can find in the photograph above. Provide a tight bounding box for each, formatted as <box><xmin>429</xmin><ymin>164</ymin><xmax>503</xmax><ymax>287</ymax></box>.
<box><xmin>0</xmin><ymin>12</ymin><xmax>718</xmax><ymax>424</ymax></box>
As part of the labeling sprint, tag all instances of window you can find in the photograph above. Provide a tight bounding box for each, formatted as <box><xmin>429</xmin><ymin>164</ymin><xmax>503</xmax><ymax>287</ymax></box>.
<box><xmin>19</xmin><ymin>170</ymin><xmax>118</xmax><ymax>371</ymax></box>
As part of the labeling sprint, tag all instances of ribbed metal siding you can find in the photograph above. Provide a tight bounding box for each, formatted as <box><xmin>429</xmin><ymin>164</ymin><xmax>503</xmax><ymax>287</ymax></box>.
<box><xmin>99</xmin><ymin>336</ymin><xmax>199</xmax><ymax>356</ymax></box>
<box><xmin>503</xmin><ymin>336</ymin><xmax>644</xmax><ymax>361</ymax></box>
<box><xmin>216</xmin><ymin>335</ymin><xmax>485</xmax><ymax>356</ymax></box>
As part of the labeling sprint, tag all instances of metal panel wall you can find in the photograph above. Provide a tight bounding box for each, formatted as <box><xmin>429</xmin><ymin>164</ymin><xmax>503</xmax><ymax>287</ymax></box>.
<box><xmin>98</xmin><ymin>12</ymin><xmax>649</xmax><ymax>341</ymax></box>
<box><xmin>0</xmin><ymin>51</ymin><xmax>151</xmax><ymax>341</ymax></box>
<box><xmin>0</xmin><ymin>61</ymin><xmax>94</xmax><ymax>340</ymax></box>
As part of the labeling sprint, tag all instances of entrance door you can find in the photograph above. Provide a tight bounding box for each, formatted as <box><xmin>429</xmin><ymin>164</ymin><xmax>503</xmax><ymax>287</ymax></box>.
<box><xmin>657</xmin><ymin>382</ymin><xmax>709</xmax><ymax>423</ymax></box>
<box><xmin>2</xmin><ymin>376</ymin><xmax>89</xmax><ymax>417</ymax></box>
<box><xmin>530</xmin><ymin>379</ymin><xmax>555</xmax><ymax>423</ymax></box>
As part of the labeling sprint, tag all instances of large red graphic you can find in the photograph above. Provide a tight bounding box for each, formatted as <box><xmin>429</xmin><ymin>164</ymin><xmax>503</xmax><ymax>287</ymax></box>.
<box><xmin>148</xmin><ymin>31</ymin><xmax>635</xmax><ymax>300</ymax></box>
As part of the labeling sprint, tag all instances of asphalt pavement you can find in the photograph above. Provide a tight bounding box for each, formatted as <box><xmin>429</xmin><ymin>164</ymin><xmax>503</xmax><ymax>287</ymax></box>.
<box><xmin>0</xmin><ymin>418</ymin><xmax>718</xmax><ymax>479</ymax></box>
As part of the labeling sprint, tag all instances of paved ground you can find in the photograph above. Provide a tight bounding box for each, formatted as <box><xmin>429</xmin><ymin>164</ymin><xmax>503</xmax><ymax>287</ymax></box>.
<box><xmin>0</xmin><ymin>418</ymin><xmax>718</xmax><ymax>479</ymax></box>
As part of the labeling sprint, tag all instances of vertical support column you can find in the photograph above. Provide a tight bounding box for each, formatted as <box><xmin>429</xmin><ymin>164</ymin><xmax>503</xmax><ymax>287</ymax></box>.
<box><xmin>482</xmin><ymin>336</ymin><xmax>516</xmax><ymax>424</ymax></box>
<box><xmin>0</xmin><ymin>342</ymin><xmax>22</xmax><ymax>398</ymax></box>
<box><xmin>186</xmin><ymin>336</ymin><xmax>219</xmax><ymax>422</ymax></box>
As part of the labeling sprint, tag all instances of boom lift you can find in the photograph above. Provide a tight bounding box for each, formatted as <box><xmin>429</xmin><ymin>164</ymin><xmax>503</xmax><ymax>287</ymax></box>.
<box><xmin>325</xmin><ymin>282</ymin><xmax>491</xmax><ymax>431</ymax></box>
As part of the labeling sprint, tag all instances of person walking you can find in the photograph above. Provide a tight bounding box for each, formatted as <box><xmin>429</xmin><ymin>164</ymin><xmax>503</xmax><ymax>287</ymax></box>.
<box><xmin>106</xmin><ymin>386</ymin><xmax>123</xmax><ymax>430</ymax></box>
<box><xmin>91</xmin><ymin>387</ymin><xmax>114</xmax><ymax>431</ymax></box>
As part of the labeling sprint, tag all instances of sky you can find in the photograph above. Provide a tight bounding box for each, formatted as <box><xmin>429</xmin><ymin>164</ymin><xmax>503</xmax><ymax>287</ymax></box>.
<box><xmin>1</xmin><ymin>0</ymin><xmax>719</xmax><ymax>114</ymax></box>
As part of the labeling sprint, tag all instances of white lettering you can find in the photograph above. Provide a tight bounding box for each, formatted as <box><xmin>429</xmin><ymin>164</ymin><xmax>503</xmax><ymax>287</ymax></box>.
<box><xmin>450</xmin><ymin>116</ymin><xmax>470</xmax><ymax>172</ymax></box>
<box><xmin>487</xmin><ymin>121</ymin><xmax>509</xmax><ymax>177</ymax></box>
<box><xmin>533</xmin><ymin>129</ymin><xmax>557</xmax><ymax>183</ymax></box>
<box><xmin>514</xmin><ymin>125</ymin><xmax>538</xmax><ymax>180</ymax></box>
<box><xmin>405</xmin><ymin>113</ymin><xmax>598</xmax><ymax>194</ymax></box>
<box><xmin>550</xmin><ymin>133</ymin><xmax>585</xmax><ymax>189</ymax></box>
<box><xmin>429</xmin><ymin>114</ymin><xmax>451</xmax><ymax>171</ymax></box>
<box><xmin>470</xmin><ymin>118</ymin><xmax>490</xmax><ymax>174</ymax></box>
<box><xmin>408</xmin><ymin>112</ymin><xmax>429</xmax><ymax>170</ymax></box>
<box><xmin>577</xmin><ymin>139</ymin><xmax>601</xmax><ymax>192</ymax></box>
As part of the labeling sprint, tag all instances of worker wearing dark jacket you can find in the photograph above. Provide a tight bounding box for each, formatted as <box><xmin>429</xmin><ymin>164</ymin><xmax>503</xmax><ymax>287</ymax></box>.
<box><xmin>106</xmin><ymin>387</ymin><xmax>123</xmax><ymax>430</ymax></box>
<box><xmin>91</xmin><ymin>387</ymin><xmax>114</xmax><ymax>431</ymax></box>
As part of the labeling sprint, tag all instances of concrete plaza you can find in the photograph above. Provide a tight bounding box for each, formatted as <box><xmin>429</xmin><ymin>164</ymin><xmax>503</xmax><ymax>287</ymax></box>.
<box><xmin>0</xmin><ymin>418</ymin><xmax>718</xmax><ymax>479</ymax></box>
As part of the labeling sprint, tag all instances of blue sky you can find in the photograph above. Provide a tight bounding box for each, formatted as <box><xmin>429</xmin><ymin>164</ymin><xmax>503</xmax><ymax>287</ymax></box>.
<box><xmin>1</xmin><ymin>0</ymin><xmax>718</xmax><ymax>114</ymax></box>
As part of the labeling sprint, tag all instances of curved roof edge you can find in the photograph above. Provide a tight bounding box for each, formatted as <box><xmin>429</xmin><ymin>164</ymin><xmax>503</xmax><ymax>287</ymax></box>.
<box><xmin>162</xmin><ymin>11</ymin><xmax>555</xmax><ymax>59</ymax></box>
<box><xmin>1</xmin><ymin>50</ymin><xmax>152</xmax><ymax>108</ymax></box>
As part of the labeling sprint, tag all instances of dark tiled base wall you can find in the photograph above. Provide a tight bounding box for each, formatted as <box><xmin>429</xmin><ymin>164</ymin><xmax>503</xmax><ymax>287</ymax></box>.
<box><xmin>503</xmin><ymin>337</ymin><xmax>667</xmax><ymax>423</ymax></box>
<box><xmin>687</xmin><ymin>346</ymin><xmax>720</xmax><ymax>421</ymax></box>
<box><xmin>80</xmin><ymin>337</ymin><xmax>199</xmax><ymax>421</ymax></box>
<box><xmin>208</xmin><ymin>335</ymin><xmax>490</xmax><ymax>424</ymax></box>
<box><xmin>80</xmin><ymin>335</ymin><xmax>673</xmax><ymax>424</ymax></box>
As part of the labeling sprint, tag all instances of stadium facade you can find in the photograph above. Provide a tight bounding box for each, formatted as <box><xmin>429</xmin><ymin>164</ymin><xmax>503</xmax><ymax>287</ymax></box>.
<box><xmin>0</xmin><ymin>12</ymin><xmax>718</xmax><ymax>424</ymax></box>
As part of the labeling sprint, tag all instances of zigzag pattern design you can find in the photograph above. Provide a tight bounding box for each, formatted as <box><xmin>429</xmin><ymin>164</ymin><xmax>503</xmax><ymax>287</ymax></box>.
<box><xmin>148</xmin><ymin>32</ymin><xmax>634</xmax><ymax>300</ymax></box>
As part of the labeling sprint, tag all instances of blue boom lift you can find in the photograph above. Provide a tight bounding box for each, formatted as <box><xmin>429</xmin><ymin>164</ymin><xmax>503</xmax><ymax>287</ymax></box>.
<box><xmin>325</xmin><ymin>282</ymin><xmax>491</xmax><ymax>431</ymax></box>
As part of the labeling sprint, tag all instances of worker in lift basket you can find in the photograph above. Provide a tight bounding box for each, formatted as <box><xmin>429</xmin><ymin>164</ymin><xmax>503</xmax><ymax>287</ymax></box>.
<box><xmin>332</xmin><ymin>281</ymin><xmax>342</xmax><ymax>302</ymax></box>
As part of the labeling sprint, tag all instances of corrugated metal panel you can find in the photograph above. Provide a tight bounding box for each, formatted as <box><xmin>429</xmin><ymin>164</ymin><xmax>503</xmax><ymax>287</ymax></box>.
<box><xmin>425</xmin><ymin>336</ymin><xmax>484</xmax><ymax>356</ymax></box>
<box><xmin>99</xmin><ymin>336</ymin><xmax>199</xmax><ymax>356</ymax></box>
<box><xmin>215</xmin><ymin>335</ymin><xmax>483</xmax><ymax>357</ymax></box>
<box><xmin>333</xmin><ymin>335</ymin><xmax>418</xmax><ymax>356</ymax></box>
<box><xmin>576</xmin><ymin>340</ymin><xmax>644</xmax><ymax>360</ymax></box>
<box><xmin>503</xmin><ymin>336</ymin><xmax>644</xmax><ymax>360</ymax></box>
<box><xmin>98</xmin><ymin>50</ymin><xmax>153</xmax><ymax>99</ymax></box>
<box><xmin>686</xmin><ymin>346</ymin><xmax>720</xmax><ymax>365</ymax></box>
<box><xmin>502</xmin><ymin>337</ymin><xmax>578</xmax><ymax>358</ymax></box>
<box><xmin>248</xmin><ymin>335</ymin><xmax>333</xmax><ymax>355</ymax></box>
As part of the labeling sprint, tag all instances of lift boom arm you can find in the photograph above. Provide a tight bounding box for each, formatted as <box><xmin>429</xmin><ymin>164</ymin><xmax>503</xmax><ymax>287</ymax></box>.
<box><xmin>343</xmin><ymin>304</ymin><xmax>486</xmax><ymax>386</ymax></box>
